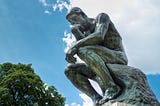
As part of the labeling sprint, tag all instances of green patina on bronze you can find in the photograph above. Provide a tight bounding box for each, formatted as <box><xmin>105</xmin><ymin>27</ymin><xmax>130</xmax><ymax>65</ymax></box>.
<box><xmin>64</xmin><ymin>7</ymin><xmax>160</xmax><ymax>106</ymax></box>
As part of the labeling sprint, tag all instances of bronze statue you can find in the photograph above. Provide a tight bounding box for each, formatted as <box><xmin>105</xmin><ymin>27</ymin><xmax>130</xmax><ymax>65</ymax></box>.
<box><xmin>64</xmin><ymin>7</ymin><xmax>160</xmax><ymax>106</ymax></box>
<box><xmin>64</xmin><ymin>7</ymin><xmax>128</xmax><ymax>104</ymax></box>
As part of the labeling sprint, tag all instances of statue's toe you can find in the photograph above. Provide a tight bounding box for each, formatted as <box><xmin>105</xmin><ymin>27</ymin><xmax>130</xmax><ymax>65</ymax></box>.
<box><xmin>92</xmin><ymin>95</ymin><xmax>102</xmax><ymax>106</ymax></box>
<box><xmin>99</xmin><ymin>85</ymin><xmax>121</xmax><ymax>105</ymax></box>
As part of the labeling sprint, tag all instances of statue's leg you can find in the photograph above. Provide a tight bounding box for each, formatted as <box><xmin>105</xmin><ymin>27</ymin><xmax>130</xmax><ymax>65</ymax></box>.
<box><xmin>64</xmin><ymin>63</ymin><xmax>102</xmax><ymax>104</ymax></box>
<box><xmin>77</xmin><ymin>46</ymin><xmax>127</xmax><ymax>103</ymax></box>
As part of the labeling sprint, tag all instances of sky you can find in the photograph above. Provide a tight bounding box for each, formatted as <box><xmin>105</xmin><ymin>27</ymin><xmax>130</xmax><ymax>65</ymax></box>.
<box><xmin>0</xmin><ymin>0</ymin><xmax>160</xmax><ymax>105</ymax></box>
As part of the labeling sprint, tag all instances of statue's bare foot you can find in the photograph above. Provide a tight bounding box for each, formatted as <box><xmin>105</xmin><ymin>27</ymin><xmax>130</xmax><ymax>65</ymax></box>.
<box><xmin>92</xmin><ymin>95</ymin><xmax>102</xmax><ymax>106</ymax></box>
<box><xmin>99</xmin><ymin>85</ymin><xmax>121</xmax><ymax>105</ymax></box>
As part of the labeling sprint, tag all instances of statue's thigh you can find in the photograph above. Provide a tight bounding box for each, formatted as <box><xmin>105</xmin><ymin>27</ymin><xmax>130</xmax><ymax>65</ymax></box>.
<box><xmin>78</xmin><ymin>45</ymin><xmax>126</xmax><ymax>64</ymax></box>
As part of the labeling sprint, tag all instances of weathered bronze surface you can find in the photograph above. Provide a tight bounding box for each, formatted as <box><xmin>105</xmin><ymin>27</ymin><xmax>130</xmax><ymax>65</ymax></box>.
<box><xmin>64</xmin><ymin>7</ymin><xmax>160</xmax><ymax>106</ymax></box>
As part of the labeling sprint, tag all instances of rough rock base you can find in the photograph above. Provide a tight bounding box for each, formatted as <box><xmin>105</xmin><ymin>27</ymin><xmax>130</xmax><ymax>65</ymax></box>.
<box><xmin>100</xmin><ymin>64</ymin><xmax>160</xmax><ymax>106</ymax></box>
<box><xmin>102</xmin><ymin>102</ymin><xmax>134</xmax><ymax>106</ymax></box>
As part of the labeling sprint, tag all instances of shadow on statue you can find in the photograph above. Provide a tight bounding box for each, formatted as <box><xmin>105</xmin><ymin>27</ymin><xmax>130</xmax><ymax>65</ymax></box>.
<box><xmin>64</xmin><ymin>7</ymin><xmax>160</xmax><ymax>106</ymax></box>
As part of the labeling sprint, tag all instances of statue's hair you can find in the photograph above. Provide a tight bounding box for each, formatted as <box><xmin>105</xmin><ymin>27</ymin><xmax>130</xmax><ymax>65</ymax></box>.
<box><xmin>66</xmin><ymin>7</ymin><xmax>87</xmax><ymax>20</ymax></box>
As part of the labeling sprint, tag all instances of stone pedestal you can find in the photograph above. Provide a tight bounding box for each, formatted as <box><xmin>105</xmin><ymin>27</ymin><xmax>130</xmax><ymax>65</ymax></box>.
<box><xmin>102</xmin><ymin>102</ymin><xmax>134</xmax><ymax>106</ymax></box>
<box><xmin>98</xmin><ymin>64</ymin><xmax>160</xmax><ymax>106</ymax></box>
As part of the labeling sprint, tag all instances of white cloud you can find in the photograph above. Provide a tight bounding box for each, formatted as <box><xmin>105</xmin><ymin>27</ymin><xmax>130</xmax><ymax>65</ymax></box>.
<box><xmin>52</xmin><ymin>0</ymin><xmax>71</xmax><ymax>12</ymax></box>
<box><xmin>44</xmin><ymin>10</ymin><xmax>51</xmax><ymax>15</ymax></box>
<box><xmin>65</xmin><ymin>93</ymin><xmax>93</xmax><ymax>106</ymax></box>
<box><xmin>79</xmin><ymin>93</ymin><xmax>93</xmax><ymax>106</ymax></box>
<box><xmin>62</xmin><ymin>30</ymin><xmax>76</xmax><ymax>53</ymax></box>
<box><xmin>39</xmin><ymin>0</ymin><xmax>48</xmax><ymax>6</ymax></box>
<box><xmin>39</xmin><ymin>0</ymin><xmax>70</xmax><ymax>14</ymax></box>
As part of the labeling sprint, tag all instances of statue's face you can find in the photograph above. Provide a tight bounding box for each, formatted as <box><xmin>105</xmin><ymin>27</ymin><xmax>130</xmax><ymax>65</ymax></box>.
<box><xmin>68</xmin><ymin>13</ymin><xmax>87</xmax><ymax>25</ymax></box>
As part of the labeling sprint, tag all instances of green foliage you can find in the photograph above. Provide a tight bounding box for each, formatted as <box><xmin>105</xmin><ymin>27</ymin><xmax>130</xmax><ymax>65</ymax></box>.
<box><xmin>0</xmin><ymin>62</ymin><xmax>65</xmax><ymax>106</ymax></box>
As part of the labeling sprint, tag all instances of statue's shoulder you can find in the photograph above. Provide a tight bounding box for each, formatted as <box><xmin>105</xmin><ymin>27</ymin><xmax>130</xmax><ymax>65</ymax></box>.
<box><xmin>95</xmin><ymin>13</ymin><xmax>110</xmax><ymax>23</ymax></box>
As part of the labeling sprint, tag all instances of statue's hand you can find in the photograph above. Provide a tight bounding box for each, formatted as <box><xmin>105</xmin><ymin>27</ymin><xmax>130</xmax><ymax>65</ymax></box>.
<box><xmin>65</xmin><ymin>47</ymin><xmax>77</xmax><ymax>64</ymax></box>
<box><xmin>71</xmin><ymin>24</ymin><xmax>85</xmax><ymax>40</ymax></box>
<box><xmin>71</xmin><ymin>24</ymin><xmax>83</xmax><ymax>32</ymax></box>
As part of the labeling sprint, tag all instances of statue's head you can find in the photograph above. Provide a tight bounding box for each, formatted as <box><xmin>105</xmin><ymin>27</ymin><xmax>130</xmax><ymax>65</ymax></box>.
<box><xmin>66</xmin><ymin>7</ymin><xmax>88</xmax><ymax>25</ymax></box>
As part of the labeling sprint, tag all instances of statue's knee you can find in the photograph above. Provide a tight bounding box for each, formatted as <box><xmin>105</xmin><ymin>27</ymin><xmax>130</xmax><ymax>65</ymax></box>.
<box><xmin>64</xmin><ymin>66</ymin><xmax>76</xmax><ymax>79</ymax></box>
<box><xmin>64</xmin><ymin>67</ymin><xmax>71</xmax><ymax>78</ymax></box>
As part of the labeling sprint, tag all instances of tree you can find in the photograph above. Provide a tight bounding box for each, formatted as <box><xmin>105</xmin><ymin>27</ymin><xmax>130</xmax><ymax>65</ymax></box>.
<box><xmin>0</xmin><ymin>62</ymin><xmax>65</xmax><ymax>106</ymax></box>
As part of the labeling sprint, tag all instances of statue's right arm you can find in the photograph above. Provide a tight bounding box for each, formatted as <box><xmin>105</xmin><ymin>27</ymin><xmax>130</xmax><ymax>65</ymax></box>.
<box><xmin>66</xmin><ymin>13</ymin><xmax>111</xmax><ymax>63</ymax></box>
<box><xmin>73</xmin><ymin>13</ymin><xmax>110</xmax><ymax>49</ymax></box>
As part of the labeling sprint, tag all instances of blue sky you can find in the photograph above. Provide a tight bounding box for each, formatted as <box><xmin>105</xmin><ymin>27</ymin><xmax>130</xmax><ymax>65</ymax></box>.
<box><xmin>0</xmin><ymin>0</ymin><xmax>160</xmax><ymax>105</ymax></box>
